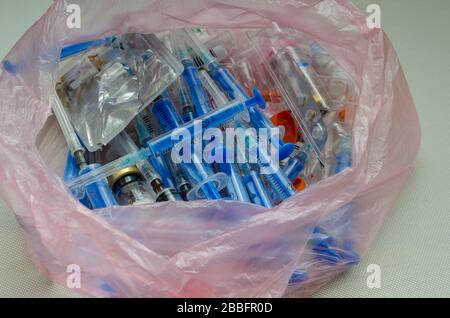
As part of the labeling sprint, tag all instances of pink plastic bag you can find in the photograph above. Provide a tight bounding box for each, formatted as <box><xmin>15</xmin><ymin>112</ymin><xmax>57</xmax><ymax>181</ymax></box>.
<box><xmin>0</xmin><ymin>0</ymin><xmax>420</xmax><ymax>297</ymax></box>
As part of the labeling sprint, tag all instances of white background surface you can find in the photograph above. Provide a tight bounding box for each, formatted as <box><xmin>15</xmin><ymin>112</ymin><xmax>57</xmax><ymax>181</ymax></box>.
<box><xmin>0</xmin><ymin>0</ymin><xmax>449</xmax><ymax>297</ymax></box>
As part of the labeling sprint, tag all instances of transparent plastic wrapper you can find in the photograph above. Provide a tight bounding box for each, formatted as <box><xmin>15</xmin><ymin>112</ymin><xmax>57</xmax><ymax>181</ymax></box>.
<box><xmin>0</xmin><ymin>0</ymin><xmax>420</xmax><ymax>297</ymax></box>
<box><xmin>217</xmin><ymin>25</ymin><xmax>358</xmax><ymax>165</ymax></box>
<box><xmin>57</xmin><ymin>34</ymin><xmax>183</xmax><ymax>152</ymax></box>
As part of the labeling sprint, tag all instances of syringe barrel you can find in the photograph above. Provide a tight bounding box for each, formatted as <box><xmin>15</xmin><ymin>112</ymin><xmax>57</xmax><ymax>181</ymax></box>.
<box><xmin>175</xmin><ymin>79</ymin><xmax>196</xmax><ymax>122</ymax></box>
<box><xmin>64</xmin><ymin>152</ymin><xmax>81</xmax><ymax>182</ymax></box>
<box><xmin>146</xmin><ymin>148</ymin><xmax>177</xmax><ymax>190</ymax></box>
<box><xmin>134</xmin><ymin>112</ymin><xmax>176</xmax><ymax>189</ymax></box>
<box><xmin>197</xmin><ymin>70</ymin><xmax>229</xmax><ymax>107</ymax></box>
<box><xmin>283</xmin><ymin>145</ymin><xmax>311</xmax><ymax>181</ymax></box>
<box><xmin>64</xmin><ymin>152</ymin><xmax>92</xmax><ymax>208</ymax></box>
<box><xmin>258</xmin><ymin>149</ymin><xmax>296</xmax><ymax>201</ymax></box>
<box><xmin>163</xmin><ymin>34</ymin><xmax>197</xmax><ymax>121</ymax></box>
<box><xmin>135</xmin><ymin>114</ymin><xmax>154</xmax><ymax>145</ymax></box>
<box><xmin>81</xmin><ymin>164</ymin><xmax>117</xmax><ymax>209</ymax></box>
<box><xmin>183</xmin><ymin>29</ymin><xmax>216</xmax><ymax>67</ymax></box>
<box><xmin>151</xmin><ymin>94</ymin><xmax>221</xmax><ymax>200</ymax></box>
<box><xmin>282</xmin><ymin>47</ymin><xmax>333</xmax><ymax>111</ymax></box>
<box><xmin>211</xmin><ymin>64</ymin><xmax>248</xmax><ymax>101</ymax></box>
<box><xmin>182</xmin><ymin>60</ymin><xmax>213</xmax><ymax>117</ymax></box>
<box><xmin>177</xmin><ymin>80</ymin><xmax>192</xmax><ymax>107</ymax></box>
<box><xmin>165</xmin><ymin>157</ymin><xmax>192</xmax><ymax>201</ymax></box>
<box><xmin>52</xmin><ymin>95</ymin><xmax>84</xmax><ymax>156</ymax></box>
<box><xmin>335</xmin><ymin>136</ymin><xmax>352</xmax><ymax>174</ymax></box>
<box><xmin>152</xmin><ymin>97</ymin><xmax>184</xmax><ymax>132</ymax></box>
<box><xmin>235</xmin><ymin>59</ymin><xmax>256</xmax><ymax>90</ymax></box>
<box><xmin>283</xmin><ymin>156</ymin><xmax>307</xmax><ymax>182</ymax></box>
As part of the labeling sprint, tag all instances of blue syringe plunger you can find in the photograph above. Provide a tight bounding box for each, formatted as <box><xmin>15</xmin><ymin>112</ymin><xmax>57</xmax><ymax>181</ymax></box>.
<box><xmin>248</xmin><ymin>88</ymin><xmax>266</xmax><ymax>110</ymax></box>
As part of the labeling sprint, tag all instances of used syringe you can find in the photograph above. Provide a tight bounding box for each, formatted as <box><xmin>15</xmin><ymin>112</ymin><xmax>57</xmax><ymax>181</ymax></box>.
<box><xmin>241</xmin><ymin>163</ymin><xmax>273</xmax><ymax>208</ymax></box>
<box><xmin>65</xmin><ymin>91</ymin><xmax>265</xmax><ymax>193</ymax></box>
<box><xmin>52</xmin><ymin>95</ymin><xmax>87</xmax><ymax>169</ymax></box>
<box><xmin>196</xmin><ymin>66</ymin><xmax>228</xmax><ymax>108</ymax></box>
<box><xmin>165</xmin><ymin>157</ymin><xmax>192</xmax><ymax>201</ymax></box>
<box><xmin>65</xmin><ymin>148</ymin><xmax>151</xmax><ymax>194</ymax></box>
<box><xmin>219</xmin><ymin>161</ymin><xmax>251</xmax><ymax>203</ymax></box>
<box><xmin>236</xmin><ymin>57</ymin><xmax>282</xmax><ymax>104</ymax></box>
<box><xmin>172</xmin><ymin>32</ymin><xmax>213</xmax><ymax>117</ymax></box>
<box><xmin>175</xmin><ymin>79</ymin><xmax>196</xmax><ymax>123</ymax></box>
<box><xmin>190</xmin><ymin>69</ymin><xmax>252</xmax><ymax>203</ymax></box>
<box><xmin>63</xmin><ymin>152</ymin><xmax>92</xmax><ymax>208</ymax></box>
<box><xmin>278</xmin><ymin>46</ymin><xmax>334</xmax><ymax>111</ymax></box>
<box><xmin>163</xmin><ymin>35</ymin><xmax>196</xmax><ymax>123</ymax></box>
<box><xmin>200</xmin><ymin>70</ymin><xmax>273</xmax><ymax>207</ymax></box>
<box><xmin>151</xmin><ymin>94</ymin><xmax>225</xmax><ymax>200</ymax></box>
<box><xmin>135</xmin><ymin>111</ymin><xmax>177</xmax><ymax>190</ymax></box>
<box><xmin>83</xmin><ymin>151</ymin><xmax>118</xmax><ymax>209</ymax></box>
<box><xmin>184</xmin><ymin>29</ymin><xmax>294</xmax><ymax>161</ymax></box>
<box><xmin>236</xmin><ymin>117</ymin><xmax>296</xmax><ymax>202</ymax></box>
<box><xmin>283</xmin><ymin>144</ymin><xmax>313</xmax><ymax>182</ymax></box>
<box><xmin>53</xmin><ymin>94</ymin><xmax>117</xmax><ymax>208</ymax></box>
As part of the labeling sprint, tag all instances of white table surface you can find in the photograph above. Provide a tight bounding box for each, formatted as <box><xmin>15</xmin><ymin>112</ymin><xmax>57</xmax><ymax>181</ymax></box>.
<box><xmin>0</xmin><ymin>0</ymin><xmax>449</xmax><ymax>298</ymax></box>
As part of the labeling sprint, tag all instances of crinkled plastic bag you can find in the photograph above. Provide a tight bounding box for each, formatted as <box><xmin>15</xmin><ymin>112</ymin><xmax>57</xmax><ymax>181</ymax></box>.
<box><xmin>57</xmin><ymin>34</ymin><xmax>183</xmax><ymax>152</ymax></box>
<box><xmin>0</xmin><ymin>0</ymin><xmax>420</xmax><ymax>297</ymax></box>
